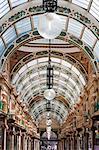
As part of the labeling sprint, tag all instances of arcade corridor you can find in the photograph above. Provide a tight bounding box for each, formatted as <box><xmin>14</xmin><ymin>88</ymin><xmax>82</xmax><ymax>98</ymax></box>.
<box><xmin>0</xmin><ymin>0</ymin><xmax>99</xmax><ymax>150</ymax></box>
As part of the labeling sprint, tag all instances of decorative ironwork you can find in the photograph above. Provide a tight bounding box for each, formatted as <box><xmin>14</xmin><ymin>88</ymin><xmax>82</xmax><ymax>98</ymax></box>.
<box><xmin>44</xmin><ymin>40</ymin><xmax>56</xmax><ymax>100</ymax></box>
<box><xmin>43</xmin><ymin>0</ymin><xmax>57</xmax><ymax>12</ymax></box>
<box><xmin>47</xmin><ymin>39</ymin><xmax>53</xmax><ymax>89</ymax></box>
<box><xmin>46</xmin><ymin>101</ymin><xmax>51</xmax><ymax>111</ymax></box>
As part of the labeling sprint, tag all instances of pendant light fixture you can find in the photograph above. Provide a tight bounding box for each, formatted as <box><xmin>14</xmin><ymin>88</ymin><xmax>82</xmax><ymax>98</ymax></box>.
<box><xmin>46</xmin><ymin>112</ymin><xmax>52</xmax><ymax>140</ymax></box>
<box><xmin>44</xmin><ymin>40</ymin><xmax>56</xmax><ymax>101</ymax></box>
<box><xmin>37</xmin><ymin>0</ymin><xmax>64</xmax><ymax>39</ymax></box>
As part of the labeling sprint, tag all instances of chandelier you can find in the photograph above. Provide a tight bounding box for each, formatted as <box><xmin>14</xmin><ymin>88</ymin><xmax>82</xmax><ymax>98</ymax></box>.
<box><xmin>37</xmin><ymin>0</ymin><xmax>63</xmax><ymax>39</ymax></box>
<box><xmin>46</xmin><ymin>113</ymin><xmax>52</xmax><ymax>140</ymax></box>
<box><xmin>44</xmin><ymin>40</ymin><xmax>56</xmax><ymax>101</ymax></box>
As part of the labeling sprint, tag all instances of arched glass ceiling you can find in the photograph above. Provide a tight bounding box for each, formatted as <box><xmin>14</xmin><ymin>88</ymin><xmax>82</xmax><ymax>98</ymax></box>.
<box><xmin>94</xmin><ymin>41</ymin><xmax>99</xmax><ymax>60</ymax></box>
<box><xmin>30</xmin><ymin>99</ymin><xmax>68</xmax><ymax>123</ymax></box>
<box><xmin>12</xmin><ymin>57</ymin><xmax>86</xmax><ymax>108</ymax></box>
<box><xmin>0</xmin><ymin>14</ymin><xmax>98</xmax><ymax>60</ymax></box>
<box><xmin>72</xmin><ymin>0</ymin><xmax>90</xmax><ymax>9</ymax></box>
<box><xmin>0</xmin><ymin>0</ymin><xmax>99</xmax><ymax>21</ymax></box>
<box><xmin>72</xmin><ymin>0</ymin><xmax>98</xmax><ymax>21</ymax></box>
<box><xmin>37</xmin><ymin>111</ymin><xmax>63</xmax><ymax>125</ymax></box>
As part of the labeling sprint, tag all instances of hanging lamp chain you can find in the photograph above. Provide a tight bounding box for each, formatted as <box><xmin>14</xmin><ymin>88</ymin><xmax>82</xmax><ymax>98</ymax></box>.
<box><xmin>49</xmin><ymin>39</ymin><xmax>51</xmax><ymax>64</ymax></box>
<box><xmin>47</xmin><ymin>39</ymin><xmax>54</xmax><ymax>89</ymax></box>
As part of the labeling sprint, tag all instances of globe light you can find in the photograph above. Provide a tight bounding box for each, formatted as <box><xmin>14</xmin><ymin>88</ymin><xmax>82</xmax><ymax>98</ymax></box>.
<box><xmin>47</xmin><ymin>126</ymin><xmax>51</xmax><ymax>140</ymax></box>
<box><xmin>37</xmin><ymin>13</ymin><xmax>63</xmax><ymax>39</ymax></box>
<box><xmin>44</xmin><ymin>88</ymin><xmax>56</xmax><ymax>100</ymax></box>
<box><xmin>46</xmin><ymin>119</ymin><xmax>52</xmax><ymax>126</ymax></box>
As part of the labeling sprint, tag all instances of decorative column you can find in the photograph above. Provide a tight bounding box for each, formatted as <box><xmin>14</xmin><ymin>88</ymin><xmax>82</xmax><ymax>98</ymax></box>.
<box><xmin>58</xmin><ymin>140</ymin><xmax>62</xmax><ymax>150</ymax></box>
<box><xmin>24</xmin><ymin>134</ymin><xmax>28</xmax><ymax>150</ymax></box>
<box><xmin>28</xmin><ymin>137</ymin><xmax>32</xmax><ymax>150</ymax></box>
<box><xmin>17</xmin><ymin>130</ymin><xmax>21</xmax><ymax>150</ymax></box>
<box><xmin>88</xmin><ymin>129</ymin><xmax>93</xmax><ymax>150</ymax></box>
<box><xmin>72</xmin><ymin>132</ymin><xmax>76</xmax><ymax>150</ymax></box>
<box><xmin>0</xmin><ymin>118</ymin><xmax>7</xmax><ymax>150</ymax></box>
<box><xmin>81</xmin><ymin>128</ymin><xmax>89</xmax><ymax>150</ymax></box>
<box><xmin>31</xmin><ymin>138</ymin><xmax>34</xmax><ymax>150</ymax></box>
<box><xmin>27</xmin><ymin>137</ymin><xmax>29</xmax><ymax>150</ymax></box>
<box><xmin>77</xmin><ymin>133</ymin><xmax>80</xmax><ymax>150</ymax></box>
<box><xmin>64</xmin><ymin>138</ymin><xmax>66</xmax><ymax>150</ymax></box>
<box><xmin>60</xmin><ymin>138</ymin><xmax>65</xmax><ymax>150</ymax></box>
<box><xmin>4</xmin><ymin>121</ymin><xmax>7</xmax><ymax>150</ymax></box>
<box><xmin>69</xmin><ymin>135</ymin><xmax>71</xmax><ymax>150</ymax></box>
<box><xmin>71</xmin><ymin>134</ymin><xmax>74</xmax><ymax>150</ymax></box>
<box><xmin>85</xmin><ymin>129</ymin><xmax>89</xmax><ymax>150</ymax></box>
<box><xmin>92</xmin><ymin>128</ymin><xmax>94</xmax><ymax>150</ymax></box>
<box><xmin>34</xmin><ymin>138</ymin><xmax>40</xmax><ymax>150</ymax></box>
<box><xmin>66</xmin><ymin>135</ymin><xmax>69</xmax><ymax>150</ymax></box>
<box><xmin>0</xmin><ymin>124</ymin><xmax>4</xmax><ymax>150</ymax></box>
<box><xmin>93</xmin><ymin>120</ymin><xmax>99</xmax><ymax>150</ymax></box>
<box><xmin>22</xmin><ymin>133</ymin><xmax>26</xmax><ymax>150</ymax></box>
<box><xmin>10</xmin><ymin>126</ymin><xmax>15</xmax><ymax>150</ymax></box>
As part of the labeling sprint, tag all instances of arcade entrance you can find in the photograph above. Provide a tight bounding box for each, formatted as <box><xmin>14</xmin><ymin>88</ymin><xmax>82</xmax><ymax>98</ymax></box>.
<box><xmin>40</xmin><ymin>131</ymin><xmax>58</xmax><ymax>150</ymax></box>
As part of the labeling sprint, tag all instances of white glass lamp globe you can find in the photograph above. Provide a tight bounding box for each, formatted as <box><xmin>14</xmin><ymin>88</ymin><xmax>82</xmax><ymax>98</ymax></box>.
<box><xmin>37</xmin><ymin>13</ymin><xmax>63</xmax><ymax>39</ymax></box>
<box><xmin>44</xmin><ymin>88</ymin><xmax>56</xmax><ymax>100</ymax></box>
<box><xmin>46</xmin><ymin>119</ymin><xmax>52</xmax><ymax>126</ymax></box>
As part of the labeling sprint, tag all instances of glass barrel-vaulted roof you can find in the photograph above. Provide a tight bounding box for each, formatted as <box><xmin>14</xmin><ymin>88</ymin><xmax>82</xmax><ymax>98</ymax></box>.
<box><xmin>0</xmin><ymin>0</ymin><xmax>99</xmax><ymax>20</ymax></box>
<box><xmin>30</xmin><ymin>99</ymin><xmax>68</xmax><ymax>123</ymax></box>
<box><xmin>0</xmin><ymin>14</ymin><xmax>98</xmax><ymax>60</ymax></box>
<box><xmin>0</xmin><ymin>0</ymin><xmax>99</xmax><ymax>123</ymax></box>
<box><xmin>12</xmin><ymin>57</ymin><xmax>86</xmax><ymax>120</ymax></box>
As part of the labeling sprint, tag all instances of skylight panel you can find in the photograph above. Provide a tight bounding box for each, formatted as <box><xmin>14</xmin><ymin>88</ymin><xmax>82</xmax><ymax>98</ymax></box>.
<box><xmin>68</xmin><ymin>18</ymin><xmax>84</xmax><ymax>38</ymax></box>
<box><xmin>33</xmin><ymin>15</ymin><xmax>40</xmax><ymax>29</ymax></box>
<box><xmin>60</xmin><ymin>73</ymin><xmax>68</xmax><ymax>79</ymax></box>
<box><xmin>66</xmin><ymin>84</ymin><xmax>74</xmax><ymax>92</ymax></box>
<box><xmin>31</xmin><ymin>72</ymin><xmax>38</xmax><ymax>79</ymax></box>
<box><xmin>65</xmin><ymin>93</ymin><xmax>74</xmax><ymax>103</ymax></box>
<box><xmin>79</xmin><ymin>74</ymin><xmax>86</xmax><ymax>85</ymax></box>
<box><xmin>75</xmin><ymin>85</ymin><xmax>81</xmax><ymax>94</ymax></box>
<box><xmin>25</xmin><ymin>92</ymin><xmax>32</xmax><ymax>100</ymax></box>
<box><xmin>90</xmin><ymin>0</ymin><xmax>99</xmax><ymax>21</ymax></box>
<box><xmin>82</xmin><ymin>27</ymin><xmax>97</xmax><ymax>47</ymax></box>
<box><xmin>0</xmin><ymin>38</ymin><xmax>5</xmax><ymax>56</ymax></box>
<box><xmin>2</xmin><ymin>26</ymin><xmax>17</xmax><ymax>45</ymax></box>
<box><xmin>0</xmin><ymin>0</ymin><xmax>10</xmax><ymax>18</ymax></box>
<box><xmin>12</xmin><ymin>73</ymin><xmax>19</xmax><ymax>84</ymax></box>
<box><xmin>10</xmin><ymin>0</ymin><xmax>28</xmax><ymax>8</ymax></box>
<box><xmin>39</xmin><ymin>70</ymin><xmax>46</xmax><ymax>75</ymax></box>
<box><xmin>38</xmin><ymin>57</ymin><xmax>48</xmax><ymax>63</ymax></box>
<box><xmin>15</xmin><ymin>17</ymin><xmax>31</xmax><ymax>35</ymax></box>
<box><xmin>17</xmin><ymin>83</ymin><xmax>23</xmax><ymax>92</ymax></box>
<box><xmin>72</xmin><ymin>66</ymin><xmax>80</xmax><ymax>76</ymax></box>
<box><xmin>27</xmin><ymin>60</ymin><xmax>37</xmax><ymax>67</ymax></box>
<box><xmin>51</xmin><ymin>57</ymin><xmax>61</xmax><ymax>63</ymax></box>
<box><xmin>94</xmin><ymin>41</ymin><xmax>99</xmax><ymax>59</ymax></box>
<box><xmin>18</xmin><ymin>65</ymin><xmax>27</xmax><ymax>74</ymax></box>
<box><xmin>22</xmin><ymin>77</ymin><xmax>30</xmax><ymax>85</ymax></box>
<box><xmin>58</xmin><ymin>88</ymin><xmax>65</xmax><ymax>95</ymax></box>
<box><xmin>59</xmin><ymin>79</ymin><xmax>66</xmax><ymax>85</ymax></box>
<box><xmin>62</xmin><ymin>60</ymin><xmax>72</xmax><ymax>68</ymax></box>
<box><xmin>69</xmin><ymin>78</ymin><xmax>76</xmax><ymax>86</ymax></box>
<box><xmin>60</xmin><ymin>15</ymin><xmax>67</xmax><ymax>30</ymax></box>
<box><xmin>33</xmin><ymin>87</ymin><xmax>40</xmax><ymax>93</ymax></box>
<box><xmin>72</xmin><ymin>0</ymin><xmax>90</xmax><ymax>9</ymax></box>
<box><xmin>54</xmin><ymin>70</ymin><xmax>60</xmax><ymax>75</ymax></box>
